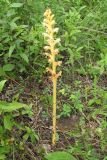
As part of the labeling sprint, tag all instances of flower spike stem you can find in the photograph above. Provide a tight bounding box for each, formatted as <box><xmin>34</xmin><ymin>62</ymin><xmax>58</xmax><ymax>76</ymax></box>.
<box><xmin>53</xmin><ymin>74</ymin><xmax>57</xmax><ymax>145</ymax></box>
<box><xmin>43</xmin><ymin>9</ymin><xmax>62</xmax><ymax>146</ymax></box>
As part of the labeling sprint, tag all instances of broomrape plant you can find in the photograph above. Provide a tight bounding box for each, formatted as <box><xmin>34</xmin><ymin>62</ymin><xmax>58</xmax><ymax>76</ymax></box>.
<box><xmin>43</xmin><ymin>9</ymin><xmax>62</xmax><ymax>145</ymax></box>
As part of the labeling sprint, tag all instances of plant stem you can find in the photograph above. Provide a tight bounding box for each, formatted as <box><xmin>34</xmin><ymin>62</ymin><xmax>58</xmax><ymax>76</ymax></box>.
<box><xmin>52</xmin><ymin>51</ymin><xmax>57</xmax><ymax>145</ymax></box>
<box><xmin>52</xmin><ymin>77</ymin><xmax>57</xmax><ymax>145</ymax></box>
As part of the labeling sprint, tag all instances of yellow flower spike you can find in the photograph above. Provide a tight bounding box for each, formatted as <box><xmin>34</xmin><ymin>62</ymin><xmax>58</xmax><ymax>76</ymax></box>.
<box><xmin>43</xmin><ymin>9</ymin><xmax>62</xmax><ymax>146</ymax></box>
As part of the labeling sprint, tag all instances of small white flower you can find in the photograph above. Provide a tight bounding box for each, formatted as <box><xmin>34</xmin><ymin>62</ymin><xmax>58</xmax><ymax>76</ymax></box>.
<box><xmin>44</xmin><ymin>52</ymin><xmax>50</xmax><ymax>57</ymax></box>
<box><xmin>42</xmin><ymin>22</ymin><xmax>46</xmax><ymax>27</ymax></box>
<box><xmin>51</xmin><ymin>14</ymin><xmax>54</xmax><ymax>19</ymax></box>
<box><xmin>47</xmin><ymin>38</ymin><xmax>53</xmax><ymax>45</ymax></box>
<box><xmin>48</xmin><ymin>56</ymin><xmax>54</xmax><ymax>63</ymax></box>
<box><xmin>54</xmin><ymin>38</ymin><xmax>60</xmax><ymax>45</ymax></box>
<box><xmin>53</xmin><ymin>28</ymin><xmax>59</xmax><ymax>33</ymax></box>
<box><xmin>43</xmin><ymin>33</ymin><xmax>49</xmax><ymax>38</ymax></box>
<box><xmin>56</xmin><ymin>61</ymin><xmax>62</xmax><ymax>66</ymax></box>
<box><xmin>56</xmin><ymin>38</ymin><xmax>60</xmax><ymax>43</ymax></box>
<box><xmin>51</xmin><ymin>20</ymin><xmax>55</xmax><ymax>25</ymax></box>
<box><xmin>54</xmin><ymin>49</ymin><xmax>59</xmax><ymax>55</ymax></box>
<box><xmin>44</xmin><ymin>46</ymin><xmax>50</xmax><ymax>50</ymax></box>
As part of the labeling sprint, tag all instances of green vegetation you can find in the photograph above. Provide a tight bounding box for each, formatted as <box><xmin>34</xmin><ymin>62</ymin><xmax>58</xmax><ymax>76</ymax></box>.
<box><xmin>0</xmin><ymin>0</ymin><xmax>107</xmax><ymax>159</ymax></box>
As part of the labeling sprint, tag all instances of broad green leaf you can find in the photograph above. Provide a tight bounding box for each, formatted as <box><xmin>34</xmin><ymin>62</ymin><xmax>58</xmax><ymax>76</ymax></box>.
<box><xmin>0</xmin><ymin>101</ymin><xmax>28</xmax><ymax>113</ymax></box>
<box><xmin>3</xmin><ymin>64</ymin><xmax>15</xmax><ymax>72</ymax></box>
<box><xmin>20</xmin><ymin>54</ymin><xmax>29</xmax><ymax>63</ymax></box>
<box><xmin>45</xmin><ymin>151</ymin><xmax>77</xmax><ymax>160</ymax></box>
<box><xmin>4</xmin><ymin>115</ymin><xmax>13</xmax><ymax>130</ymax></box>
<box><xmin>0</xmin><ymin>80</ymin><xmax>7</xmax><ymax>92</ymax></box>
<box><xmin>8</xmin><ymin>45</ymin><xmax>15</xmax><ymax>57</ymax></box>
<box><xmin>10</xmin><ymin>3</ymin><xmax>23</xmax><ymax>8</ymax></box>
